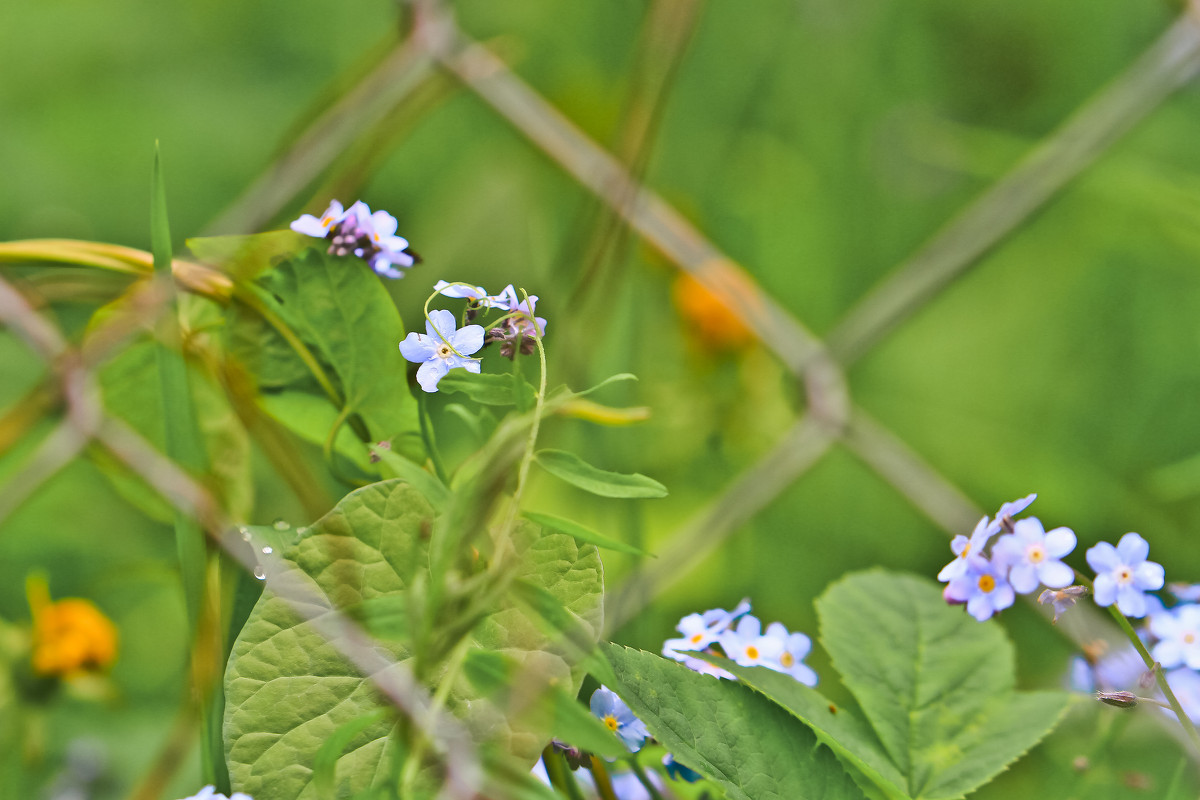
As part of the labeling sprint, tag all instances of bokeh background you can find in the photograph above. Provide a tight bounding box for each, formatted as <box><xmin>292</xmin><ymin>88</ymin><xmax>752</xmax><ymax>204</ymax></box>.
<box><xmin>5</xmin><ymin>0</ymin><xmax>1200</xmax><ymax>796</ymax></box>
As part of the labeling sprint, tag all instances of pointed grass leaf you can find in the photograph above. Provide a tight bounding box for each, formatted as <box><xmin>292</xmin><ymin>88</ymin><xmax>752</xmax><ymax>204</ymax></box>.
<box><xmin>225</xmin><ymin>480</ymin><xmax>603</xmax><ymax>800</ymax></box>
<box><xmin>694</xmin><ymin>654</ymin><xmax>907</xmax><ymax>800</ymax></box>
<box><xmin>816</xmin><ymin>570</ymin><xmax>1073</xmax><ymax>800</ymax></box>
<box><xmin>523</xmin><ymin>511</ymin><xmax>651</xmax><ymax>556</ymax></box>
<box><xmin>535</xmin><ymin>450</ymin><xmax>667</xmax><ymax>499</ymax></box>
<box><xmin>603</xmin><ymin>644</ymin><xmax>865</xmax><ymax>800</ymax></box>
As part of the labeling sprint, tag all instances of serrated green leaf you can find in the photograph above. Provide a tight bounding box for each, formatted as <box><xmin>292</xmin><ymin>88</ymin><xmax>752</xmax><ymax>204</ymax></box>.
<box><xmin>225</xmin><ymin>480</ymin><xmax>603</xmax><ymax>800</ymax></box>
<box><xmin>817</xmin><ymin>571</ymin><xmax>1073</xmax><ymax>800</ymax></box>
<box><xmin>603</xmin><ymin>644</ymin><xmax>865</xmax><ymax>800</ymax></box>
<box><xmin>694</xmin><ymin>654</ymin><xmax>907</xmax><ymax>800</ymax></box>
<box><xmin>535</xmin><ymin>450</ymin><xmax>667</xmax><ymax>499</ymax></box>
<box><xmin>438</xmin><ymin>371</ymin><xmax>538</xmax><ymax>407</ymax></box>
<box><xmin>522</xmin><ymin>511</ymin><xmax>650</xmax><ymax>556</ymax></box>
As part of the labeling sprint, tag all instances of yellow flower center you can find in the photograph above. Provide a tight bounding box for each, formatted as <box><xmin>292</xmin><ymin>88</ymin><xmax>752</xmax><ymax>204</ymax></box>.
<box><xmin>745</xmin><ymin>645</ymin><xmax>759</xmax><ymax>660</ymax></box>
<box><xmin>780</xmin><ymin>651</ymin><xmax>795</xmax><ymax>668</ymax></box>
<box><xmin>1116</xmin><ymin>566</ymin><xmax>1133</xmax><ymax>585</ymax></box>
<box><xmin>1027</xmin><ymin>545</ymin><xmax>1045</xmax><ymax>564</ymax></box>
<box><xmin>977</xmin><ymin>574</ymin><xmax>996</xmax><ymax>593</ymax></box>
<box><xmin>689</xmin><ymin>633</ymin><xmax>704</xmax><ymax>645</ymax></box>
<box><xmin>604</xmin><ymin>715</ymin><xmax>619</xmax><ymax>733</ymax></box>
<box><xmin>436</xmin><ymin>343</ymin><xmax>454</xmax><ymax>359</ymax></box>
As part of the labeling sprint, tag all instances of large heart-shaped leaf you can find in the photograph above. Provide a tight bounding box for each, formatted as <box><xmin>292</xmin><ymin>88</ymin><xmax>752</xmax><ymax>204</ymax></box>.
<box><xmin>224</xmin><ymin>480</ymin><xmax>603</xmax><ymax>799</ymax></box>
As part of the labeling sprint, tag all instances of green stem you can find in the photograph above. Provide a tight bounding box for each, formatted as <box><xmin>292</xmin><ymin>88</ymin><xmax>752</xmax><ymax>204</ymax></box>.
<box><xmin>541</xmin><ymin>745</ymin><xmax>586</xmax><ymax>800</ymax></box>
<box><xmin>588</xmin><ymin>756</ymin><xmax>619</xmax><ymax>800</ymax></box>
<box><xmin>627</xmin><ymin>756</ymin><xmax>665</xmax><ymax>800</ymax></box>
<box><xmin>417</xmin><ymin>392</ymin><xmax>449</xmax><ymax>484</ymax></box>
<box><xmin>511</xmin><ymin>290</ymin><xmax>548</xmax><ymax>509</ymax></box>
<box><xmin>1106</xmin><ymin>604</ymin><xmax>1200</xmax><ymax>755</ymax></box>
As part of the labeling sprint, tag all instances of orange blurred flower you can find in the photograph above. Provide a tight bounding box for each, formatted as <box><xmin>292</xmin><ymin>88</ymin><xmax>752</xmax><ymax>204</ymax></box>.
<box><xmin>672</xmin><ymin>273</ymin><xmax>755</xmax><ymax>352</ymax></box>
<box><xmin>27</xmin><ymin>577</ymin><xmax>117</xmax><ymax>678</ymax></box>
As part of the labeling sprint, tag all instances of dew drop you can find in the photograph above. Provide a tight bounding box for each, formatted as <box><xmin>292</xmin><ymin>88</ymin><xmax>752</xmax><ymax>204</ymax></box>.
<box><xmin>253</xmin><ymin>565</ymin><xmax>266</xmax><ymax>581</ymax></box>
<box><xmin>261</xmin><ymin>546</ymin><xmax>273</xmax><ymax>555</ymax></box>
<box><xmin>273</xmin><ymin>519</ymin><xmax>290</xmax><ymax>531</ymax></box>
<box><xmin>238</xmin><ymin>526</ymin><xmax>252</xmax><ymax>542</ymax></box>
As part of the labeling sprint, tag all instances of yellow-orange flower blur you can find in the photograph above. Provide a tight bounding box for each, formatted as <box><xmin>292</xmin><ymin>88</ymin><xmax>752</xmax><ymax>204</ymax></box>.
<box><xmin>672</xmin><ymin>273</ymin><xmax>754</xmax><ymax>352</ymax></box>
<box><xmin>28</xmin><ymin>585</ymin><xmax>117</xmax><ymax>677</ymax></box>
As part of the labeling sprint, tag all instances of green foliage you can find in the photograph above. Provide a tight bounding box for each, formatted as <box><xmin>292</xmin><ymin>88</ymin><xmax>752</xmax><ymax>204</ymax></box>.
<box><xmin>438</xmin><ymin>372</ymin><xmax>538</xmax><ymax>407</ymax></box>
<box><xmin>811</xmin><ymin>571</ymin><xmax>1074</xmax><ymax>800</ymax></box>
<box><xmin>224</xmin><ymin>479</ymin><xmax>603</xmax><ymax>799</ymax></box>
<box><xmin>522</xmin><ymin>511</ymin><xmax>651</xmax><ymax>556</ymax></box>
<box><xmin>604</xmin><ymin>643</ymin><xmax>865</xmax><ymax>800</ymax></box>
<box><xmin>225</xmin><ymin>245</ymin><xmax>424</xmax><ymax>466</ymax></box>
<box><xmin>535</xmin><ymin>450</ymin><xmax>668</xmax><ymax>498</ymax></box>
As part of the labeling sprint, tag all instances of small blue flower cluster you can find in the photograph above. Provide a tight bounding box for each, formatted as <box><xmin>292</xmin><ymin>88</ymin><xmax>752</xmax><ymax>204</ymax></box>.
<box><xmin>661</xmin><ymin>599</ymin><xmax>818</xmax><ymax>686</ymax></box>
<box><xmin>399</xmin><ymin>281</ymin><xmax>548</xmax><ymax>392</ymax></box>
<box><xmin>290</xmin><ymin>199</ymin><xmax>418</xmax><ymax>278</ymax></box>
<box><xmin>937</xmin><ymin>494</ymin><xmax>1167</xmax><ymax>622</ymax></box>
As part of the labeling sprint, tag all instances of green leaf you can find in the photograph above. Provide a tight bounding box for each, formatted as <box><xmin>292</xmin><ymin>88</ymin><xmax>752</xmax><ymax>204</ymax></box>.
<box><xmin>603</xmin><ymin>644</ymin><xmax>865</xmax><ymax>800</ymax></box>
<box><xmin>187</xmin><ymin>230</ymin><xmax>309</xmax><ymax>281</ymax></box>
<box><xmin>461</xmin><ymin>651</ymin><xmax>625</xmax><ymax>759</ymax></box>
<box><xmin>523</xmin><ymin>511</ymin><xmax>651</xmax><ymax>556</ymax></box>
<box><xmin>259</xmin><ymin>391</ymin><xmax>372</xmax><ymax>472</ymax></box>
<box><xmin>694</xmin><ymin>654</ymin><xmax>907</xmax><ymax>800</ymax></box>
<box><xmin>370</xmin><ymin>445</ymin><xmax>449</xmax><ymax>511</ymax></box>
<box><xmin>534</xmin><ymin>450</ymin><xmax>667</xmax><ymax>499</ymax></box>
<box><xmin>152</xmin><ymin>146</ymin><xmax>230</xmax><ymax>793</ymax></box>
<box><xmin>816</xmin><ymin>571</ymin><xmax>1074</xmax><ymax>800</ymax></box>
<box><xmin>228</xmin><ymin>248</ymin><xmax>424</xmax><ymax>462</ymax></box>
<box><xmin>224</xmin><ymin>480</ymin><xmax>603</xmax><ymax>800</ymax></box>
<box><xmin>437</xmin><ymin>371</ymin><xmax>538</xmax><ymax>407</ymax></box>
<box><xmin>312</xmin><ymin>709</ymin><xmax>394</xmax><ymax>799</ymax></box>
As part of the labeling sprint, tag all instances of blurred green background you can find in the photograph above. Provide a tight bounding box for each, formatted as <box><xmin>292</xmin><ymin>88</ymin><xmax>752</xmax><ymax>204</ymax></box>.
<box><xmin>5</xmin><ymin>0</ymin><xmax>1200</xmax><ymax>796</ymax></box>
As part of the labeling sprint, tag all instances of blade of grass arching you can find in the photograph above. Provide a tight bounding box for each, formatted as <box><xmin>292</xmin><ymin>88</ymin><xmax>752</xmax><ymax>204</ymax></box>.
<box><xmin>202</xmin><ymin>37</ymin><xmax>437</xmax><ymax>235</ymax></box>
<box><xmin>826</xmin><ymin>12</ymin><xmax>1200</xmax><ymax>365</ymax></box>
<box><xmin>150</xmin><ymin>147</ymin><xmax>229</xmax><ymax>792</ymax></box>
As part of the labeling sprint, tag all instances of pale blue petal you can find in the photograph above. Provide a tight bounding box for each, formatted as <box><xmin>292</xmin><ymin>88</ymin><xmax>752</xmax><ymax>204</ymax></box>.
<box><xmin>451</xmin><ymin>324</ymin><xmax>485</xmax><ymax>355</ymax></box>
<box><xmin>425</xmin><ymin>309</ymin><xmax>457</xmax><ymax>341</ymax></box>
<box><xmin>399</xmin><ymin>333</ymin><xmax>435</xmax><ymax>363</ymax></box>
<box><xmin>1116</xmin><ymin>532</ymin><xmax>1150</xmax><ymax>564</ymax></box>
<box><xmin>415</xmin><ymin>359</ymin><xmax>449</xmax><ymax>393</ymax></box>
<box><xmin>1036</xmin><ymin>560</ymin><xmax>1073</xmax><ymax>589</ymax></box>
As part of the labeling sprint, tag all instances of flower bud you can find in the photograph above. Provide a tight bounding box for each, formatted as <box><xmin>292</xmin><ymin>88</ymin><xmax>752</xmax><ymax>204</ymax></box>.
<box><xmin>1096</xmin><ymin>690</ymin><xmax>1138</xmax><ymax>708</ymax></box>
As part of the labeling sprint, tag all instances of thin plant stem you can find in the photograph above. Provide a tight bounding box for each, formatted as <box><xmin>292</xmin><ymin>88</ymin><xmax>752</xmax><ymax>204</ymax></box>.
<box><xmin>417</xmin><ymin>392</ymin><xmax>449</xmax><ymax>484</ymax></box>
<box><xmin>1106</xmin><ymin>603</ymin><xmax>1200</xmax><ymax>755</ymax></box>
<box><xmin>588</xmin><ymin>756</ymin><xmax>619</xmax><ymax>800</ymax></box>
<box><xmin>541</xmin><ymin>746</ymin><xmax>587</xmax><ymax>800</ymax></box>
<box><xmin>627</xmin><ymin>756</ymin><xmax>665</xmax><ymax>800</ymax></box>
<box><xmin>510</xmin><ymin>289</ymin><xmax>547</xmax><ymax>509</ymax></box>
